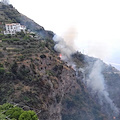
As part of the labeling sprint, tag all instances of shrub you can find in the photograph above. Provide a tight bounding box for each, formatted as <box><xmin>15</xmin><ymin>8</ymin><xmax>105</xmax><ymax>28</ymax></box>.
<box><xmin>3</xmin><ymin>47</ymin><xmax>6</xmax><ymax>50</ymax></box>
<box><xmin>0</xmin><ymin>51</ymin><xmax>4</xmax><ymax>57</ymax></box>
<box><xmin>0</xmin><ymin>103</ymin><xmax>38</xmax><ymax>120</ymax></box>
<box><xmin>5</xmin><ymin>106</ymin><xmax>24</xmax><ymax>119</ymax></box>
<box><xmin>12</xmin><ymin>38</ymin><xmax>20</xmax><ymax>41</ymax></box>
<box><xmin>19</xmin><ymin>65</ymin><xmax>30</xmax><ymax>76</ymax></box>
<box><xmin>0</xmin><ymin>33</ymin><xmax>4</xmax><ymax>39</ymax></box>
<box><xmin>2</xmin><ymin>38</ymin><xmax>10</xmax><ymax>41</ymax></box>
<box><xmin>0</xmin><ymin>103</ymin><xmax>13</xmax><ymax>111</ymax></box>
<box><xmin>5</xmin><ymin>34</ymin><xmax>12</xmax><ymax>38</ymax></box>
<box><xmin>4</xmin><ymin>72</ymin><xmax>15</xmax><ymax>80</ymax></box>
<box><xmin>0</xmin><ymin>44</ymin><xmax>3</xmax><ymax>47</ymax></box>
<box><xmin>40</xmin><ymin>54</ymin><xmax>46</xmax><ymax>59</ymax></box>
<box><xmin>46</xmin><ymin>70</ymin><xmax>54</xmax><ymax>76</ymax></box>
<box><xmin>0</xmin><ymin>113</ymin><xmax>8</xmax><ymax>120</ymax></box>
<box><xmin>18</xmin><ymin>55</ymin><xmax>25</xmax><ymax>61</ymax></box>
<box><xmin>0</xmin><ymin>67</ymin><xmax>5</xmax><ymax>74</ymax></box>
<box><xmin>19</xmin><ymin>111</ymin><xmax>38</xmax><ymax>120</ymax></box>
<box><xmin>2</xmin><ymin>38</ymin><xmax>20</xmax><ymax>42</ymax></box>
<box><xmin>24</xmin><ymin>35</ymin><xmax>30</xmax><ymax>40</ymax></box>
<box><xmin>11</xmin><ymin>62</ymin><xmax>18</xmax><ymax>74</ymax></box>
<box><xmin>0</xmin><ymin>63</ymin><xmax>3</xmax><ymax>67</ymax></box>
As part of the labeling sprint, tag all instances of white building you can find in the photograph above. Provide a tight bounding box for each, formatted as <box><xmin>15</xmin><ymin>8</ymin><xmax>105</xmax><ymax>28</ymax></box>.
<box><xmin>4</xmin><ymin>23</ymin><xmax>26</xmax><ymax>35</ymax></box>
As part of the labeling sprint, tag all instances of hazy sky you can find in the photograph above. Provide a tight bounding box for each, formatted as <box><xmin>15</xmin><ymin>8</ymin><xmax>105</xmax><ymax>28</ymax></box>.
<box><xmin>8</xmin><ymin>0</ymin><xmax>120</xmax><ymax>69</ymax></box>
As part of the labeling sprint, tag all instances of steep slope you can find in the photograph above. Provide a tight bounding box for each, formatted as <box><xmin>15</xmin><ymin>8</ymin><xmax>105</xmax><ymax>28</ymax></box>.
<box><xmin>0</xmin><ymin>33</ymin><xmax>110</xmax><ymax>120</ymax></box>
<box><xmin>0</xmin><ymin>29</ymin><xmax>110</xmax><ymax>120</ymax></box>
<box><xmin>1</xmin><ymin>2</ymin><xmax>120</xmax><ymax>120</ymax></box>
<box><xmin>0</xmin><ymin>32</ymin><xmax>75</xmax><ymax>119</ymax></box>
<box><xmin>0</xmin><ymin>2</ymin><xmax>54</xmax><ymax>39</ymax></box>
<box><xmin>65</xmin><ymin>52</ymin><xmax>120</xmax><ymax>120</ymax></box>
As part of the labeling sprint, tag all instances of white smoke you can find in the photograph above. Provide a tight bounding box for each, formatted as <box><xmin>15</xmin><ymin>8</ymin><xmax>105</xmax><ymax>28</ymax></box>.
<box><xmin>86</xmin><ymin>60</ymin><xmax>119</xmax><ymax>114</ymax></box>
<box><xmin>53</xmin><ymin>27</ymin><xmax>77</xmax><ymax>63</ymax></box>
<box><xmin>53</xmin><ymin>29</ymin><xmax>119</xmax><ymax>117</ymax></box>
<box><xmin>1</xmin><ymin>0</ymin><xmax>9</xmax><ymax>5</ymax></box>
<box><xmin>86</xmin><ymin>60</ymin><xmax>105</xmax><ymax>93</ymax></box>
<box><xmin>53</xmin><ymin>35</ymin><xmax>76</xmax><ymax>61</ymax></box>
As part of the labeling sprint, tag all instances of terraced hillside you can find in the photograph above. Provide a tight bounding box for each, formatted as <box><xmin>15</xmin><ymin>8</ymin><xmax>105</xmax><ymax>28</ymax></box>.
<box><xmin>1</xmin><ymin>2</ymin><xmax>120</xmax><ymax>120</ymax></box>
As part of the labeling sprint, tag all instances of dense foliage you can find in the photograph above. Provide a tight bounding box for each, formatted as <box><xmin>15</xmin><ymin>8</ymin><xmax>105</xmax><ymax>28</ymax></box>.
<box><xmin>0</xmin><ymin>103</ymin><xmax>38</xmax><ymax>120</ymax></box>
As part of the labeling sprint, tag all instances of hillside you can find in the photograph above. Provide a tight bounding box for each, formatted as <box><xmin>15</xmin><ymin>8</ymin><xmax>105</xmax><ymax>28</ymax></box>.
<box><xmin>65</xmin><ymin>53</ymin><xmax>120</xmax><ymax>120</ymax></box>
<box><xmin>0</xmin><ymin>2</ymin><xmax>54</xmax><ymax>39</ymax></box>
<box><xmin>0</xmin><ymin>2</ymin><xmax>120</xmax><ymax>120</ymax></box>
<box><xmin>0</xmin><ymin>27</ymin><xmax>109</xmax><ymax>120</ymax></box>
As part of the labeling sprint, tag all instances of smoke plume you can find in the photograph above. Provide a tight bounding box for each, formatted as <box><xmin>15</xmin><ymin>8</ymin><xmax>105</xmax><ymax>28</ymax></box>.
<box><xmin>53</xmin><ymin>29</ymin><xmax>119</xmax><ymax>117</ymax></box>
<box><xmin>53</xmin><ymin>35</ymin><xmax>75</xmax><ymax>60</ymax></box>
<box><xmin>86</xmin><ymin>60</ymin><xmax>119</xmax><ymax>115</ymax></box>
<box><xmin>53</xmin><ymin>27</ymin><xmax>77</xmax><ymax>62</ymax></box>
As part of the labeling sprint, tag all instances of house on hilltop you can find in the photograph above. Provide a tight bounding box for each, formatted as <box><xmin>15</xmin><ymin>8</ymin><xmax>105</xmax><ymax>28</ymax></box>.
<box><xmin>4</xmin><ymin>23</ymin><xmax>26</xmax><ymax>35</ymax></box>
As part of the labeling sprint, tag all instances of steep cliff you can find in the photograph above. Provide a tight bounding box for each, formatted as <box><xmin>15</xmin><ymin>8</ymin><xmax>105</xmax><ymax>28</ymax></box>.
<box><xmin>0</xmin><ymin>2</ymin><xmax>120</xmax><ymax>120</ymax></box>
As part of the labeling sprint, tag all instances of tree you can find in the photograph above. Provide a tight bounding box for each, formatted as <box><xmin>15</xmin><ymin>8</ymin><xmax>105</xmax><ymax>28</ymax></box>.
<box><xmin>0</xmin><ymin>113</ymin><xmax>7</xmax><ymax>120</ymax></box>
<box><xmin>0</xmin><ymin>103</ymin><xmax>13</xmax><ymax>111</ymax></box>
<box><xmin>5</xmin><ymin>106</ymin><xmax>24</xmax><ymax>119</ymax></box>
<box><xmin>19</xmin><ymin>111</ymin><xmax>38</xmax><ymax>120</ymax></box>
<box><xmin>0</xmin><ymin>103</ymin><xmax>38</xmax><ymax>120</ymax></box>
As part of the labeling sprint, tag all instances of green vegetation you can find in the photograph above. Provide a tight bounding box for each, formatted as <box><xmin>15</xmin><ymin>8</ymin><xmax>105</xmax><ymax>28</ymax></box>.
<box><xmin>46</xmin><ymin>70</ymin><xmax>54</xmax><ymax>76</ymax></box>
<box><xmin>0</xmin><ymin>103</ymin><xmax>38</xmax><ymax>120</ymax></box>
<box><xmin>0</xmin><ymin>32</ymin><xmax>31</xmax><ymax>43</ymax></box>
<box><xmin>0</xmin><ymin>25</ymin><xmax>57</xmax><ymax>119</ymax></box>
<box><xmin>0</xmin><ymin>3</ymin><xmax>20</xmax><ymax>23</ymax></box>
<box><xmin>0</xmin><ymin>67</ymin><xmax>5</xmax><ymax>74</ymax></box>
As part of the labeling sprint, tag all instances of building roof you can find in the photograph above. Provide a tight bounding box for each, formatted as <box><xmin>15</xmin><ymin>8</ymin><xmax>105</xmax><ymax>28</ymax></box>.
<box><xmin>6</xmin><ymin>23</ymin><xmax>20</xmax><ymax>26</ymax></box>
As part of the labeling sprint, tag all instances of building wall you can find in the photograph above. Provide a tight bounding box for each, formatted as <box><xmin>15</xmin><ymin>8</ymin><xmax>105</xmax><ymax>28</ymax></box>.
<box><xmin>4</xmin><ymin>23</ymin><xmax>26</xmax><ymax>35</ymax></box>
